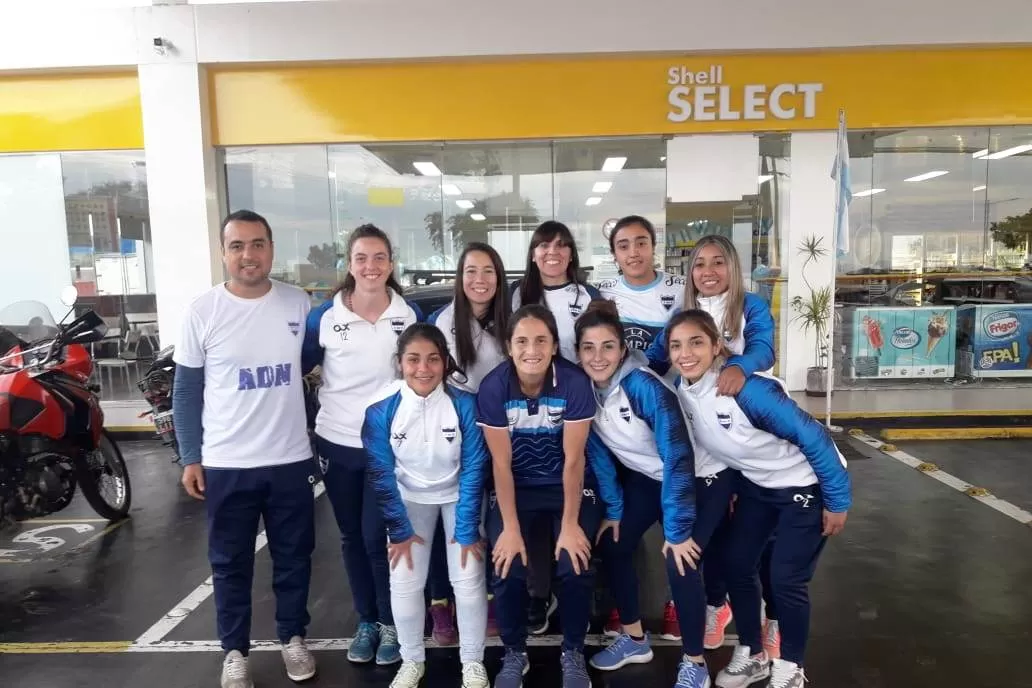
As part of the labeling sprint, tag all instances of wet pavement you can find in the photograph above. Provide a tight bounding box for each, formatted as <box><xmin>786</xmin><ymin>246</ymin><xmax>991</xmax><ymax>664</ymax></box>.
<box><xmin>1</xmin><ymin>437</ymin><xmax>1030</xmax><ymax>687</ymax></box>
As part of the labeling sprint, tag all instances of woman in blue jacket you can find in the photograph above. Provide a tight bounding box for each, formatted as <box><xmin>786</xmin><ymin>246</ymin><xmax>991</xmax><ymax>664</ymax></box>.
<box><xmin>575</xmin><ymin>299</ymin><xmax>716</xmax><ymax>688</ymax></box>
<box><xmin>362</xmin><ymin>323</ymin><xmax>490</xmax><ymax>688</ymax></box>
<box><xmin>668</xmin><ymin>309</ymin><xmax>851</xmax><ymax>688</ymax></box>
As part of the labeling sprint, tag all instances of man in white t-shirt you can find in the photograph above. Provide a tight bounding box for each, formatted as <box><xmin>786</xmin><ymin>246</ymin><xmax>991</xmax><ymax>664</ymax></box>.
<box><xmin>172</xmin><ymin>210</ymin><xmax>317</xmax><ymax>688</ymax></box>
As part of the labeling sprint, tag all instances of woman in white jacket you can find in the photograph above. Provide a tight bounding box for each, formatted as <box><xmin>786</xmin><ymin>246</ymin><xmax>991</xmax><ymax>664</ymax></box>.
<box><xmin>667</xmin><ymin>309</ymin><xmax>851</xmax><ymax>688</ymax></box>
<box><xmin>362</xmin><ymin>323</ymin><xmax>490</xmax><ymax>688</ymax></box>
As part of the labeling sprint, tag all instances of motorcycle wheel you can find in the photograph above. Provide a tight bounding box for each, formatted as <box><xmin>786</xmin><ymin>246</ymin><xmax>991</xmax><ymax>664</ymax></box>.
<box><xmin>76</xmin><ymin>430</ymin><xmax>132</xmax><ymax>521</ymax></box>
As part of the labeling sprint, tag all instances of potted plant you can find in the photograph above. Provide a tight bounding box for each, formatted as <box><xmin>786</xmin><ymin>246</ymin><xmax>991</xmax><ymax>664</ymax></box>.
<box><xmin>789</xmin><ymin>235</ymin><xmax>834</xmax><ymax>396</ymax></box>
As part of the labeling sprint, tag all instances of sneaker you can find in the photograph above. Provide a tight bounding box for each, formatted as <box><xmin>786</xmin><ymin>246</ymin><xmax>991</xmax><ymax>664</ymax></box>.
<box><xmin>715</xmin><ymin>646</ymin><xmax>770</xmax><ymax>688</ymax></box>
<box><xmin>389</xmin><ymin>660</ymin><xmax>426</xmax><ymax>688</ymax></box>
<box><xmin>430</xmin><ymin>601</ymin><xmax>458</xmax><ymax>646</ymax></box>
<box><xmin>588</xmin><ymin>632</ymin><xmax>654</xmax><ymax>671</ymax></box>
<box><xmin>768</xmin><ymin>658</ymin><xmax>806</xmax><ymax>688</ymax></box>
<box><xmin>461</xmin><ymin>660</ymin><xmax>490</xmax><ymax>688</ymax></box>
<box><xmin>486</xmin><ymin>595</ymin><xmax>499</xmax><ymax>637</ymax></box>
<box><xmin>495</xmin><ymin>649</ymin><xmax>530</xmax><ymax>688</ymax></box>
<box><xmin>376</xmin><ymin>624</ymin><xmax>402</xmax><ymax>665</ymax></box>
<box><xmin>762</xmin><ymin>619</ymin><xmax>781</xmax><ymax>660</ymax></box>
<box><xmin>348</xmin><ymin>622</ymin><xmax>379</xmax><ymax>663</ymax></box>
<box><xmin>560</xmin><ymin>648</ymin><xmax>590</xmax><ymax>688</ymax></box>
<box><xmin>603</xmin><ymin>608</ymin><xmax>622</xmax><ymax>637</ymax></box>
<box><xmin>221</xmin><ymin>650</ymin><xmax>254</xmax><ymax>688</ymax></box>
<box><xmin>528</xmin><ymin>595</ymin><xmax>555</xmax><ymax>635</ymax></box>
<box><xmin>281</xmin><ymin>636</ymin><xmax>317</xmax><ymax>682</ymax></box>
<box><xmin>704</xmin><ymin>603</ymin><xmax>733</xmax><ymax>650</ymax></box>
<box><xmin>675</xmin><ymin>656</ymin><xmax>712</xmax><ymax>688</ymax></box>
<box><xmin>660</xmin><ymin>601</ymin><xmax>681</xmax><ymax>641</ymax></box>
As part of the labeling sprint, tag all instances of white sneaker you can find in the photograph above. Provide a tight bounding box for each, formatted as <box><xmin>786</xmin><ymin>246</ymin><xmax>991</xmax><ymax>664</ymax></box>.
<box><xmin>221</xmin><ymin>650</ymin><xmax>254</xmax><ymax>688</ymax></box>
<box><xmin>389</xmin><ymin>660</ymin><xmax>426</xmax><ymax>688</ymax></box>
<box><xmin>769</xmin><ymin>658</ymin><xmax>807</xmax><ymax>688</ymax></box>
<box><xmin>715</xmin><ymin>645</ymin><xmax>770</xmax><ymax>688</ymax></box>
<box><xmin>281</xmin><ymin>636</ymin><xmax>317</xmax><ymax>682</ymax></box>
<box><xmin>462</xmin><ymin>660</ymin><xmax>489</xmax><ymax>688</ymax></box>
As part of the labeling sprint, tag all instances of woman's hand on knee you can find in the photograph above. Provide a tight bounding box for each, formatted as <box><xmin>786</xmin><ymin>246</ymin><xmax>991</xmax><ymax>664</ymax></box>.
<box><xmin>662</xmin><ymin>537</ymin><xmax>701</xmax><ymax>576</ymax></box>
<box><xmin>492</xmin><ymin>527</ymin><xmax>527</xmax><ymax>580</ymax></box>
<box><xmin>556</xmin><ymin>524</ymin><xmax>592</xmax><ymax>575</ymax></box>
<box><xmin>387</xmin><ymin>534</ymin><xmax>425</xmax><ymax>571</ymax></box>
<box><xmin>453</xmin><ymin>536</ymin><xmax>486</xmax><ymax>569</ymax></box>
<box><xmin>596</xmin><ymin>519</ymin><xmax>620</xmax><ymax>545</ymax></box>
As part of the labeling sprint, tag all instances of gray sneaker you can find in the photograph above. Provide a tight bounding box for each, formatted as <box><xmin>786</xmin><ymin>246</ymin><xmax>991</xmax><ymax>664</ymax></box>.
<box><xmin>495</xmin><ymin>649</ymin><xmax>530</xmax><ymax>688</ymax></box>
<box><xmin>715</xmin><ymin>646</ymin><xmax>770</xmax><ymax>688</ymax></box>
<box><xmin>281</xmin><ymin>636</ymin><xmax>317</xmax><ymax>682</ymax></box>
<box><xmin>560</xmin><ymin>648</ymin><xmax>590</xmax><ymax>688</ymax></box>
<box><xmin>768</xmin><ymin>659</ymin><xmax>807</xmax><ymax>688</ymax></box>
<box><xmin>221</xmin><ymin>650</ymin><xmax>254</xmax><ymax>688</ymax></box>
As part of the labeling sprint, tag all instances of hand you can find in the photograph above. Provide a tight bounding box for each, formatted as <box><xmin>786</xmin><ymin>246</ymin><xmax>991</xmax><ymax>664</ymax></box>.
<box><xmin>822</xmin><ymin>509</ymin><xmax>848</xmax><ymax>536</ymax></box>
<box><xmin>596</xmin><ymin>519</ymin><xmax>620</xmax><ymax>545</ymax></box>
<box><xmin>556</xmin><ymin>524</ymin><xmax>592</xmax><ymax>575</ymax></box>
<box><xmin>492</xmin><ymin>528</ymin><xmax>527</xmax><ymax>579</ymax></box>
<box><xmin>717</xmin><ymin>366</ymin><xmax>746</xmax><ymax>396</ymax></box>
<box><xmin>387</xmin><ymin>534</ymin><xmax>425</xmax><ymax>571</ymax></box>
<box><xmin>181</xmin><ymin>464</ymin><xmax>205</xmax><ymax>500</ymax></box>
<box><xmin>662</xmin><ymin>538</ymin><xmax>702</xmax><ymax>576</ymax></box>
<box><xmin>453</xmin><ymin>536</ymin><xmax>486</xmax><ymax>569</ymax></box>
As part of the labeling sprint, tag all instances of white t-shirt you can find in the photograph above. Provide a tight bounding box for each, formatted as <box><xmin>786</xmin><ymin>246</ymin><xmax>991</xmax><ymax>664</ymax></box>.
<box><xmin>173</xmin><ymin>280</ymin><xmax>312</xmax><ymax>469</ymax></box>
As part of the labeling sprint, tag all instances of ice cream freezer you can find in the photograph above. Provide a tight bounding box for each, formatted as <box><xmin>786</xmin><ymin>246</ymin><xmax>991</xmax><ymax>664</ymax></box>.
<box><xmin>848</xmin><ymin>306</ymin><xmax>956</xmax><ymax>379</ymax></box>
<box><xmin>956</xmin><ymin>304</ymin><xmax>1032</xmax><ymax>378</ymax></box>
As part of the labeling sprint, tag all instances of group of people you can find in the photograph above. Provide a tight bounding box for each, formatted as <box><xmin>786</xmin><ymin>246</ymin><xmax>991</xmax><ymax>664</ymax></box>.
<box><xmin>173</xmin><ymin>209</ymin><xmax>852</xmax><ymax>688</ymax></box>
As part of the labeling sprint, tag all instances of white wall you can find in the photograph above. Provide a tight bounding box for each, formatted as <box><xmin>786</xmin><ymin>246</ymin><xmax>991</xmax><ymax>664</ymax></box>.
<box><xmin>3</xmin><ymin>0</ymin><xmax>1032</xmax><ymax>71</ymax></box>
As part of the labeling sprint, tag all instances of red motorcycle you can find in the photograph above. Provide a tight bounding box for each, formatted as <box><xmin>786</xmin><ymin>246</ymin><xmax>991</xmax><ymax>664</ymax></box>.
<box><xmin>0</xmin><ymin>288</ymin><xmax>132</xmax><ymax>528</ymax></box>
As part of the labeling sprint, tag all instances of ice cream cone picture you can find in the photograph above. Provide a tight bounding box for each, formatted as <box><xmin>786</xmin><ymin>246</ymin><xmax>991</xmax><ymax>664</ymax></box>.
<box><xmin>862</xmin><ymin>315</ymin><xmax>883</xmax><ymax>356</ymax></box>
<box><xmin>926</xmin><ymin>313</ymin><xmax>949</xmax><ymax>356</ymax></box>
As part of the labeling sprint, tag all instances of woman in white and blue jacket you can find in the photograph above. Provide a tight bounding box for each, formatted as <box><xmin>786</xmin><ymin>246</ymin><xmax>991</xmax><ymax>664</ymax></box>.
<box><xmin>574</xmin><ymin>299</ymin><xmax>713</xmax><ymax>688</ymax></box>
<box><xmin>362</xmin><ymin>323</ymin><xmax>490</xmax><ymax>688</ymax></box>
<box><xmin>668</xmin><ymin>309</ymin><xmax>851</xmax><ymax>688</ymax></box>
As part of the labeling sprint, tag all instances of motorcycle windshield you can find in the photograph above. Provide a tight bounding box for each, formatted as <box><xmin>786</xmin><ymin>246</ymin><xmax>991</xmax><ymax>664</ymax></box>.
<box><xmin>0</xmin><ymin>300</ymin><xmax>61</xmax><ymax>347</ymax></box>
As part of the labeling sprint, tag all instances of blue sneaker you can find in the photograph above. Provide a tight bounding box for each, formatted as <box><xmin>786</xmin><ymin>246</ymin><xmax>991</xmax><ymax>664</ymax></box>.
<box><xmin>348</xmin><ymin>622</ymin><xmax>378</xmax><ymax>663</ymax></box>
<box><xmin>376</xmin><ymin>624</ymin><xmax>401</xmax><ymax>665</ymax></box>
<box><xmin>589</xmin><ymin>633</ymin><xmax>654</xmax><ymax>671</ymax></box>
<box><xmin>675</xmin><ymin>656</ymin><xmax>711</xmax><ymax>688</ymax></box>
<box><xmin>560</xmin><ymin>648</ymin><xmax>590</xmax><ymax>688</ymax></box>
<box><xmin>495</xmin><ymin>649</ymin><xmax>529</xmax><ymax>688</ymax></box>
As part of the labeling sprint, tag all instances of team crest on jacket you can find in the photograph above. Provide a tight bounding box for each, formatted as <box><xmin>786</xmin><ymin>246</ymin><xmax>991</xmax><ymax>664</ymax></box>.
<box><xmin>619</xmin><ymin>406</ymin><xmax>631</xmax><ymax>422</ymax></box>
<box><xmin>547</xmin><ymin>409</ymin><xmax>563</xmax><ymax>425</ymax></box>
<box><xmin>390</xmin><ymin>318</ymin><xmax>406</xmax><ymax>336</ymax></box>
<box><xmin>717</xmin><ymin>412</ymin><xmax>732</xmax><ymax>430</ymax></box>
<box><xmin>288</xmin><ymin>320</ymin><xmax>301</xmax><ymax>336</ymax></box>
<box><xmin>660</xmin><ymin>294</ymin><xmax>675</xmax><ymax>311</ymax></box>
<box><xmin>568</xmin><ymin>302</ymin><xmax>583</xmax><ymax>318</ymax></box>
<box><xmin>442</xmin><ymin>426</ymin><xmax>456</xmax><ymax>443</ymax></box>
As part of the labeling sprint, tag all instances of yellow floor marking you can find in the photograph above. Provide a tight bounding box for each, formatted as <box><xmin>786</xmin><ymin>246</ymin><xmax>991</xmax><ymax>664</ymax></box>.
<box><xmin>0</xmin><ymin>641</ymin><xmax>131</xmax><ymax>654</ymax></box>
<box><xmin>880</xmin><ymin>427</ymin><xmax>1032</xmax><ymax>441</ymax></box>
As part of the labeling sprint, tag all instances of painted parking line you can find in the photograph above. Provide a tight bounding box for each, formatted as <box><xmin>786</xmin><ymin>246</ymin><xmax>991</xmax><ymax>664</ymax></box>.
<box><xmin>0</xmin><ymin>641</ymin><xmax>132</xmax><ymax>654</ymax></box>
<box><xmin>849</xmin><ymin>430</ymin><xmax>1032</xmax><ymax>526</ymax></box>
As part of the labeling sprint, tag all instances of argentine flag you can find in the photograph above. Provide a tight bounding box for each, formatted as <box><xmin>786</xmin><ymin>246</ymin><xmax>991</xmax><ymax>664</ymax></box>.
<box><xmin>831</xmin><ymin>112</ymin><xmax>852</xmax><ymax>256</ymax></box>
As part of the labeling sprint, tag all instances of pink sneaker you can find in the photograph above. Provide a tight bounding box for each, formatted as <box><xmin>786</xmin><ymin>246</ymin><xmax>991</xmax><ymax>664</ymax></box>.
<box><xmin>763</xmin><ymin>618</ymin><xmax>781</xmax><ymax>659</ymax></box>
<box><xmin>603</xmin><ymin>608</ymin><xmax>622</xmax><ymax>637</ymax></box>
<box><xmin>485</xmin><ymin>595</ymin><xmax>499</xmax><ymax>637</ymax></box>
<box><xmin>704</xmin><ymin>602</ymin><xmax>733</xmax><ymax>649</ymax></box>
<box><xmin>430</xmin><ymin>602</ymin><xmax>458</xmax><ymax>646</ymax></box>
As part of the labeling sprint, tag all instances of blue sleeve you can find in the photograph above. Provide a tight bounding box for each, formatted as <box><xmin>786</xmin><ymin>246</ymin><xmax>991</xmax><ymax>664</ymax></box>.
<box><xmin>453</xmin><ymin>391</ymin><xmax>488</xmax><ymax>546</ymax></box>
<box><xmin>405</xmin><ymin>298</ymin><xmax>425</xmax><ymax>323</ymax></box>
<box><xmin>301</xmin><ymin>299</ymin><xmax>331</xmax><ymax>375</ymax></box>
<box><xmin>586</xmin><ymin>429</ymin><xmax>623</xmax><ymax>521</ymax></box>
<box><xmin>584</xmin><ymin>283</ymin><xmax>602</xmax><ymax>300</ymax></box>
<box><xmin>360</xmin><ymin>394</ymin><xmax>415</xmax><ymax>543</ymax></box>
<box><xmin>725</xmin><ymin>293</ymin><xmax>776</xmax><ymax>376</ymax></box>
<box><xmin>562</xmin><ymin>367</ymin><xmax>596</xmax><ymax>422</ymax></box>
<box><xmin>171</xmin><ymin>364</ymin><xmax>204</xmax><ymax>466</ymax></box>
<box><xmin>624</xmin><ymin>371</ymin><xmax>696</xmax><ymax>543</ymax></box>
<box><xmin>736</xmin><ymin>376</ymin><xmax>852</xmax><ymax>512</ymax></box>
<box><xmin>645</xmin><ymin>324</ymin><xmax>671</xmax><ymax>376</ymax></box>
<box><xmin>475</xmin><ymin>369</ymin><xmax>509</xmax><ymax>428</ymax></box>
<box><xmin>427</xmin><ymin>305</ymin><xmax>445</xmax><ymax>325</ymax></box>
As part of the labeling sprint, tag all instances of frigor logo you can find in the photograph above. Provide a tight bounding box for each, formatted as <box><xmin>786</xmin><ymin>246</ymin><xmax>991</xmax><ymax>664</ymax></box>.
<box><xmin>793</xmin><ymin>493</ymin><xmax>814</xmax><ymax>508</ymax></box>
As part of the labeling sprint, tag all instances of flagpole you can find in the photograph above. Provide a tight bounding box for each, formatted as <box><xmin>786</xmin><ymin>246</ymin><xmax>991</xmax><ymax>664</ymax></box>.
<box><xmin>825</xmin><ymin>109</ymin><xmax>846</xmax><ymax>431</ymax></box>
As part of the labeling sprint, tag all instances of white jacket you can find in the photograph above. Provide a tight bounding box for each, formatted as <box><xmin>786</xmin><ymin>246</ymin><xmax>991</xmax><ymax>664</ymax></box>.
<box><xmin>429</xmin><ymin>301</ymin><xmax>506</xmax><ymax>393</ymax></box>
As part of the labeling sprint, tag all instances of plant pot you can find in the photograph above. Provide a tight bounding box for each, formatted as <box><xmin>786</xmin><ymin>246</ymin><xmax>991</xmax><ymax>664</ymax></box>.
<box><xmin>805</xmin><ymin>366</ymin><xmax>834</xmax><ymax>397</ymax></box>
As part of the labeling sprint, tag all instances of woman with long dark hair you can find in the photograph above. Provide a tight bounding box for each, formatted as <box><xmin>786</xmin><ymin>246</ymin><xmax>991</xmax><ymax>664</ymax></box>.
<box><xmin>301</xmin><ymin>223</ymin><xmax>422</xmax><ymax>666</ymax></box>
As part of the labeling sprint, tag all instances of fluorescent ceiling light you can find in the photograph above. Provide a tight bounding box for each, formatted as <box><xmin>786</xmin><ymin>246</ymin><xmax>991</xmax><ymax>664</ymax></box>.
<box><xmin>758</xmin><ymin>174</ymin><xmax>773</xmax><ymax>184</ymax></box>
<box><xmin>972</xmin><ymin>149</ymin><xmax>989</xmax><ymax>159</ymax></box>
<box><xmin>592</xmin><ymin>181</ymin><xmax>613</xmax><ymax>193</ymax></box>
<box><xmin>853</xmin><ymin>188</ymin><xmax>886</xmax><ymax>197</ymax></box>
<box><xmin>327</xmin><ymin>170</ymin><xmax>337</xmax><ymax>179</ymax></box>
<box><xmin>470</xmin><ymin>213</ymin><xmax>486</xmax><ymax>221</ymax></box>
<box><xmin>413</xmin><ymin>161</ymin><xmax>442</xmax><ymax>176</ymax></box>
<box><xmin>442</xmin><ymin>184</ymin><xmax>462</xmax><ymax>196</ymax></box>
<box><xmin>973</xmin><ymin>185</ymin><xmax>987</xmax><ymax>192</ymax></box>
<box><xmin>601</xmin><ymin>156</ymin><xmax>627</xmax><ymax>172</ymax></box>
<box><xmin>456</xmin><ymin>199</ymin><xmax>475</xmax><ymax>209</ymax></box>
<box><xmin>904</xmin><ymin>170</ymin><xmax>949</xmax><ymax>182</ymax></box>
<box><xmin>585</xmin><ymin>197</ymin><xmax>602</xmax><ymax>206</ymax></box>
<box><xmin>660</xmin><ymin>156</ymin><xmax>667</xmax><ymax>162</ymax></box>
<box><xmin>985</xmin><ymin>144</ymin><xmax>1032</xmax><ymax>160</ymax></box>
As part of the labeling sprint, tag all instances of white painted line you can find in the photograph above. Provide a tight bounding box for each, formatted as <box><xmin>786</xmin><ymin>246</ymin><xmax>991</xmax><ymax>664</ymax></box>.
<box><xmin>134</xmin><ymin>481</ymin><xmax>327</xmax><ymax>646</ymax></box>
<box><xmin>850</xmin><ymin>431</ymin><xmax>1032</xmax><ymax>526</ymax></box>
<box><xmin>127</xmin><ymin>633</ymin><xmax>739</xmax><ymax>653</ymax></box>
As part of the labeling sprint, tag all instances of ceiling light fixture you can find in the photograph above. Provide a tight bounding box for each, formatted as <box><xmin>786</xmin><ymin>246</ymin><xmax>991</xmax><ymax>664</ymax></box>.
<box><xmin>442</xmin><ymin>184</ymin><xmax>462</xmax><ymax>196</ymax></box>
<box><xmin>413</xmin><ymin>161</ymin><xmax>442</xmax><ymax>176</ymax></box>
<box><xmin>853</xmin><ymin>188</ymin><xmax>886</xmax><ymax>197</ymax></box>
<box><xmin>585</xmin><ymin>197</ymin><xmax>602</xmax><ymax>206</ymax></box>
<box><xmin>758</xmin><ymin>174</ymin><xmax>773</xmax><ymax>184</ymax></box>
<box><xmin>985</xmin><ymin>144</ymin><xmax>1032</xmax><ymax>160</ymax></box>
<box><xmin>972</xmin><ymin>149</ymin><xmax>989</xmax><ymax>159</ymax></box>
<box><xmin>456</xmin><ymin>200</ymin><xmax>474</xmax><ymax>209</ymax></box>
<box><xmin>602</xmin><ymin>156</ymin><xmax>627</xmax><ymax>172</ymax></box>
<box><xmin>904</xmin><ymin>170</ymin><xmax>949</xmax><ymax>182</ymax></box>
<box><xmin>592</xmin><ymin>181</ymin><xmax>613</xmax><ymax>193</ymax></box>
<box><xmin>470</xmin><ymin>213</ymin><xmax>486</xmax><ymax>221</ymax></box>
<box><xmin>973</xmin><ymin>185</ymin><xmax>987</xmax><ymax>192</ymax></box>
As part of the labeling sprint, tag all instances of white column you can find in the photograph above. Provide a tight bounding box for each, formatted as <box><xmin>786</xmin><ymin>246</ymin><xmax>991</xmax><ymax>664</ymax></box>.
<box><xmin>785</xmin><ymin>132</ymin><xmax>837</xmax><ymax>391</ymax></box>
<box><xmin>136</xmin><ymin>3</ymin><xmax>223</xmax><ymax>348</ymax></box>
